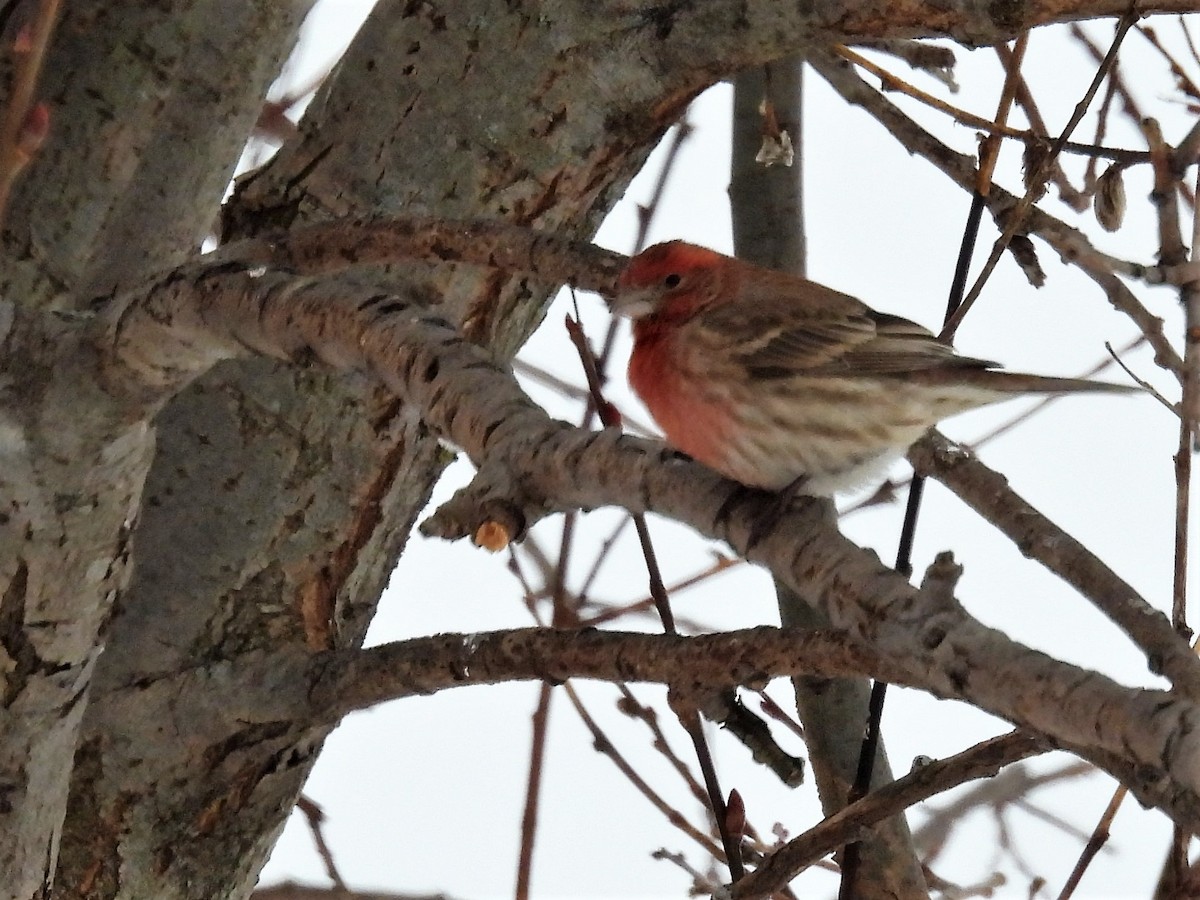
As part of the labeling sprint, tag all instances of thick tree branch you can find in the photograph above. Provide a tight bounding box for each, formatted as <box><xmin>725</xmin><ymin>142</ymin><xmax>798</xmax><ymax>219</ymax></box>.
<box><xmin>907</xmin><ymin>431</ymin><xmax>1185</xmax><ymax>680</ymax></box>
<box><xmin>298</xmin><ymin>626</ymin><xmax>893</xmax><ymax>722</ymax></box>
<box><xmin>95</xmin><ymin>262</ymin><xmax>1200</xmax><ymax>830</ymax></box>
<box><xmin>105</xmin><ymin>221</ymin><xmax>1195</xmax><ymax>699</ymax></box>
<box><xmin>209</xmin><ymin>216</ymin><xmax>625</xmax><ymax>295</ymax></box>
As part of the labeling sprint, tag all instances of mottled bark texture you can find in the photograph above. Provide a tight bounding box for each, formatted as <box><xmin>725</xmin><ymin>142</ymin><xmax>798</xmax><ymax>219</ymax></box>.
<box><xmin>0</xmin><ymin>0</ymin><xmax>1195</xmax><ymax>897</ymax></box>
<box><xmin>0</xmin><ymin>3</ymin><xmax>313</xmax><ymax>895</ymax></box>
<box><xmin>103</xmin><ymin>265</ymin><xmax>1200</xmax><ymax>828</ymax></box>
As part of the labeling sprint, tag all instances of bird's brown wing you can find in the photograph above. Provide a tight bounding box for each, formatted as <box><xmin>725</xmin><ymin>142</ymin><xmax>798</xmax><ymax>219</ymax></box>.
<box><xmin>695</xmin><ymin>288</ymin><xmax>996</xmax><ymax>379</ymax></box>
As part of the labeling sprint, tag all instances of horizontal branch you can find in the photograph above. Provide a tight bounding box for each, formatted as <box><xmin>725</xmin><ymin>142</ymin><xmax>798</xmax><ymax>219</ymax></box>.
<box><xmin>206</xmin><ymin>215</ymin><xmax>622</xmax><ymax>294</ymax></box>
<box><xmin>303</xmin><ymin>626</ymin><xmax>894</xmax><ymax>722</ymax></box>
<box><xmin>98</xmin><ymin>221</ymin><xmax>1200</xmax><ymax>828</ymax></box>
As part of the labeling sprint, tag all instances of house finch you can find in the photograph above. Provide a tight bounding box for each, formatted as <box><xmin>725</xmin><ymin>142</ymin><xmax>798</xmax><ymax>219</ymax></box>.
<box><xmin>612</xmin><ymin>241</ymin><xmax>1134</xmax><ymax>496</ymax></box>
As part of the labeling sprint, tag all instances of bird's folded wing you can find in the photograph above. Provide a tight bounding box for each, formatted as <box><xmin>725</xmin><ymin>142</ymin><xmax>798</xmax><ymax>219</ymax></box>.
<box><xmin>696</xmin><ymin>300</ymin><xmax>996</xmax><ymax>379</ymax></box>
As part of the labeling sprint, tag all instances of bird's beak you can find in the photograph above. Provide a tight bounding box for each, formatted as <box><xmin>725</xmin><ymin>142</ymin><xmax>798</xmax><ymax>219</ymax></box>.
<box><xmin>608</xmin><ymin>286</ymin><xmax>657</xmax><ymax>319</ymax></box>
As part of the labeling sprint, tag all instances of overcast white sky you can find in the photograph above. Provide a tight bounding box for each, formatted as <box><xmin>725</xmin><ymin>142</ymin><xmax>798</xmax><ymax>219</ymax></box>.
<box><xmin>257</xmin><ymin>4</ymin><xmax>1197</xmax><ymax>897</ymax></box>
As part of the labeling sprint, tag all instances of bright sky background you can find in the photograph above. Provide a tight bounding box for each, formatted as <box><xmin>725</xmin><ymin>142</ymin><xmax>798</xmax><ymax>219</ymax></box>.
<box><xmin>257</xmin><ymin>3</ymin><xmax>1197</xmax><ymax>897</ymax></box>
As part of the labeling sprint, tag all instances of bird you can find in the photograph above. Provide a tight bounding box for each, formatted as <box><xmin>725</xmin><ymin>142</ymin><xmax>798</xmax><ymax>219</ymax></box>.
<box><xmin>611</xmin><ymin>240</ymin><xmax>1135</xmax><ymax>496</ymax></box>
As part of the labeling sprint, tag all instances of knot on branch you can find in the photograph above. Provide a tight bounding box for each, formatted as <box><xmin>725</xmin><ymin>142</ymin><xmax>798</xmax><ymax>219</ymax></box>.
<box><xmin>918</xmin><ymin>551</ymin><xmax>964</xmax><ymax>609</ymax></box>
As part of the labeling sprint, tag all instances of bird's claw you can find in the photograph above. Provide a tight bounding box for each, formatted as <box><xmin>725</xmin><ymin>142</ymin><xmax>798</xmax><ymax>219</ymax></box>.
<box><xmin>716</xmin><ymin>476</ymin><xmax>809</xmax><ymax>554</ymax></box>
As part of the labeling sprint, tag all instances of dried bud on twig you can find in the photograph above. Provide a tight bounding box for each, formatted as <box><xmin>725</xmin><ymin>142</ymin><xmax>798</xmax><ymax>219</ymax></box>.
<box><xmin>725</xmin><ymin>789</ymin><xmax>746</xmax><ymax>842</ymax></box>
<box><xmin>1093</xmin><ymin>163</ymin><xmax>1127</xmax><ymax>232</ymax></box>
<box><xmin>1007</xmin><ymin>235</ymin><xmax>1045</xmax><ymax>288</ymax></box>
<box><xmin>1021</xmin><ymin>139</ymin><xmax>1051</xmax><ymax>198</ymax></box>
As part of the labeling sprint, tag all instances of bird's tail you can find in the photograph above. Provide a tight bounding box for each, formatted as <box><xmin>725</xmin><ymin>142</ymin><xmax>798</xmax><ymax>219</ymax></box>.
<box><xmin>985</xmin><ymin>372</ymin><xmax>1140</xmax><ymax>395</ymax></box>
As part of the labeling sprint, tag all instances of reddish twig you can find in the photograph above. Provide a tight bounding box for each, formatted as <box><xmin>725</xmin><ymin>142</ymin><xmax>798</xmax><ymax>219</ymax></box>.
<box><xmin>0</xmin><ymin>0</ymin><xmax>60</xmax><ymax>228</ymax></box>
<box><xmin>564</xmin><ymin>310</ymin><xmax>745</xmax><ymax>880</ymax></box>
<box><xmin>295</xmin><ymin>795</ymin><xmax>349</xmax><ymax>892</ymax></box>
<box><xmin>1055</xmin><ymin>784</ymin><xmax>1128</xmax><ymax>900</ymax></box>
<box><xmin>940</xmin><ymin>11</ymin><xmax>1139</xmax><ymax>341</ymax></box>
<box><xmin>514</xmin><ymin>683</ymin><xmax>554</xmax><ymax>900</ymax></box>
<box><xmin>563</xmin><ymin>682</ymin><xmax>725</xmax><ymax>860</ymax></box>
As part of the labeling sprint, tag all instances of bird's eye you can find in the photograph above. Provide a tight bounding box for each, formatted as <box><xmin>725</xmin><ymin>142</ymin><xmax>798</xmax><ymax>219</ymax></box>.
<box><xmin>664</xmin><ymin>273</ymin><xmax>682</xmax><ymax>288</ymax></box>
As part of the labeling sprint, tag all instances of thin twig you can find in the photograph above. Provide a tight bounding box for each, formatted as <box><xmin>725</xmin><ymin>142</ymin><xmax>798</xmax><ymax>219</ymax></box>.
<box><xmin>834</xmin><ymin>43</ymin><xmax>1147</xmax><ymax>166</ymax></box>
<box><xmin>579</xmin><ymin>555</ymin><xmax>740</xmax><ymax>628</ymax></box>
<box><xmin>564</xmin><ymin>311</ymin><xmax>745</xmax><ymax>880</ymax></box>
<box><xmin>1136</xmin><ymin>24</ymin><xmax>1200</xmax><ymax>103</ymax></box>
<box><xmin>1181</xmin><ymin>14</ymin><xmax>1200</xmax><ymax>72</ymax></box>
<box><xmin>514</xmin><ymin>682</ymin><xmax>553</xmax><ymax>900</ymax></box>
<box><xmin>735</xmin><ymin>732</ymin><xmax>1049</xmax><ymax>899</ymax></box>
<box><xmin>1055</xmin><ymin>784</ymin><xmax>1128</xmax><ymax>900</ymax></box>
<box><xmin>617</xmin><ymin>685</ymin><xmax>710</xmax><ymax>807</ymax></box>
<box><xmin>295</xmin><ymin>795</ymin><xmax>350</xmax><ymax>893</ymax></box>
<box><xmin>1105</xmin><ymin>339</ymin><xmax>1176</xmax><ymax>413</ymax></box>
<box><xmin>940</xmin><ymin>11</ymin><xmax>1139</xmax><ymax>341</ymax></box>
<box><xmin>756</xmin><ymin>691</ymin><xmax>806</xmax><ymax>742</ymax></box>
<box><xmin>563</xmin><ymin>682</ymin><xmax>726</xmax><ymax>860</ymax></box>
<box><xmin>0</xmin><ymin>0</ymin><xmax>60</xmax><ymax>228</ymax></box>
<box><xmin>576</xmin><ymin>514</ymin><xmax>634</xmax><ymax>603</ymax></box>
<box><xmin>1143</xmin><ymin>118</ymin><xmax>1194</xmax><ymax>645</ymax></box>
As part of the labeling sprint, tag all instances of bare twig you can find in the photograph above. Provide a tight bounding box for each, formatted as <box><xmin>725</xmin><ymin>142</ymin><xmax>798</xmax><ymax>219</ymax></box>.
<box><xmin>756</xmin><ymin>691</ymin><xmax>806</xmax><ymax>742</ymax></box>
<box><xmin>1105</xmin><ymin>339</ymin><xmax>1176</xmax><ymax>413</ymax></box>
<box><xmin>563</xmin><ymin>682</ymin><xmax>726</xmax><ymax>861</ymax></box>
<box><xmin>580</xmin><ymin>555</ymin><xmax>740</xmax><ymax>628</ymax></box>
<box><xmin>833</xmin><ymin>43</ymin><xmax>1147</xmax><ymax>166</ymax></box>
<box><xmin>514</xmin><ymin>682</ymin><xmax>553</xmax><ymax>900</ymax></box>
<box><xmin>617</xmin><ymin>686</ymin><xmax>710</xmax><ymax>806</ymax></box>
<box><xmin>1143</xmin><ymin>118</ymin><xmax>1194</xmax><ymax>645</ymax></box>
<box><xmin>914</xmin><ymin>761</ymin><xmax>1093</xmax><ymax>865</ymax></box>
<box><xmin>1136</xmin><ymin>24</ymin><xmax>1200</xmax><ymax>104</ymax></box>
<box><xmin>734</xmin><ymin>732</ymin><xmax>1049</xmax><ymax>899</ymax></box>
<box><xmin>576</xmin><ymin>515</ymin><xmax>634</xmax><ymax>603</ymax></box>
<box><xmin>1071</xmin><ymin>22</ymin><xmax>1146</xmax><ymax>123</ymax></box>
<box><xmin>295</xmin><ymin>796</ymin><xmax>349</xmax><ymax>893</ymax></box>
<box><xmin>1055</xmin><ymin>784</ymin><xmax>1128</xmax><ymax>900</ymax></box>
<box><xmin>1177</xmin><ymin>167</ymin><xmax>1200</xmax><ymax>623</ymax></box>
<box><xmin>0</xmin><ymin>0</ymin><xmax>60</xmax><ymax>227</ymax></box>
<box><xmin>940</xmin><ymin>11</ymin><xmax>1139</xmax><ymax>340</ymax></box>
